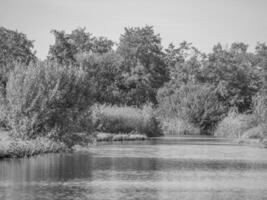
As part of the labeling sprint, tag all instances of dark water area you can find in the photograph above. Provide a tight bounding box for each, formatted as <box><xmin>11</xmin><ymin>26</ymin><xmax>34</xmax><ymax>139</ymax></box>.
<box><xmin>1</xmin><ymin>136</ymin><xmax>267</xmax><ymax>200</ymax></box>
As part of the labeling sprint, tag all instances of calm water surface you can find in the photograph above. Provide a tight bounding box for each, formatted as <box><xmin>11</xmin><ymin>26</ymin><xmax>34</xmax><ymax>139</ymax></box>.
<box><xmin>1</xmin><ymin>136</ymin><xmax>267</xmax><ymax>200</ymax></box>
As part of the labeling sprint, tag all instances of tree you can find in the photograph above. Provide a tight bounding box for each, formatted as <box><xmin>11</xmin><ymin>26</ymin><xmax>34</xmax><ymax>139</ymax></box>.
<box><xmin>0</xmin><ymin>27</ymin><xmax>36</xmax><ymax>93</ymax></box>
<box><xmin>79</xmin><ymin>51</ymin><xmax>124</xmax><ymax>104</ymax></box>
<box><xmin>117</xmin><ymin>25</ymin><xmax>169</xmax><ymax>105</ymax></box>
<box><xmin>48</xmin><ymin>28</ymin><xmax>114</xmax><ymax>65</ymax></box>
<box><xmin>198</xmin><ymin>42</ymin><xmax>261</xmax><ymax>112</ymax></box>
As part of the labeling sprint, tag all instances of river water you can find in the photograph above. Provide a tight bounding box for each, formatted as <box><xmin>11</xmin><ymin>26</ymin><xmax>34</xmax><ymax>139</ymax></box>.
<box><xmin>0</xmin><ymin>136</ymin><xmax>267</xmax><ymax>200</ymax></box>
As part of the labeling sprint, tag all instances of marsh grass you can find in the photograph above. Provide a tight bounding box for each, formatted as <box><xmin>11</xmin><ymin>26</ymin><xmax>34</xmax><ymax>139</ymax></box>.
<box><xmin>214</xmin><ymin>110</ymin><xmax>257</xmax><ymax>138</ymax></box>
<box><xmin>0</xmin><ymin>131</ymin><xmax>67</xmax><ymax>158</ymax></box>
<box><xmin>161</xmin><ymin>118</ymin><xmax>200</xmax><ymax>135</ymax></box>
<box><xmin>92</xmin><ymin>104</ymin><xmax>162</xmax><ymax>137</ymax></box>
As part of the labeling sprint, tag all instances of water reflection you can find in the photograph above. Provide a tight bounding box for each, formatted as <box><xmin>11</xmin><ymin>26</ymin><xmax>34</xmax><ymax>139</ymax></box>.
<box><xmin>0</xmin><ymin>137</ymin><xmax>267</xmax><ymax>200</ymax></box>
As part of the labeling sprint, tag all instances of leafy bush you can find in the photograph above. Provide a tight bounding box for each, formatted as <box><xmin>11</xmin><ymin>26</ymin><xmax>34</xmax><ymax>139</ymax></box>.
<box><xmin>214</xmin><ymin>110</ymin><xmax>257</xmax><ymax>138</ymax></box>
<box><xmin>92</xmin><ymin>104</ymin><xmax>162</xmax><ymax>137</ymax></box>
<box><xmin>161</xmin><ymin>118</ymin><xmax>200</xmax><ymax>135</ymax></box>
<box><xmin>158</xmin><ymin>84</ymin><xmax>226</xmax><ymax>134</ymax></box>
<box><xmin>6</xmin><ymin>61</ymin><xmax>94</xmax><ymax>146</ymax></box>
<box><xmin>242</xmin><ymin>125</ymin><xmax>266</xmax><ymax>139</ymax></box>
<box><xmin>253</xmin><ymin>93</ymin><xmax>267</xmax><ymax>124</ymax></box>
<box><xmin>0</xmin><ymin>97</ymin><xmax>9</xmax><ymax>129</ymax></box>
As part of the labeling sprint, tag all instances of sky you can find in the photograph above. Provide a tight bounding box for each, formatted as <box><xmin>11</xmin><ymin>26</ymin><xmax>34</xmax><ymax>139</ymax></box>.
<box><xmin>0</xmin><ymin>0</ymin><xmax>267</xmax><ymax>59</ymax></box>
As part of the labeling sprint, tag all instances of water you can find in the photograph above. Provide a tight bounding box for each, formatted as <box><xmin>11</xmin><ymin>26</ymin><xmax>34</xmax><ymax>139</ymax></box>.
<box><xmin>1</xmin><ymin>136</ymin><xmax>267</xmax><ymax>200</ymax></box>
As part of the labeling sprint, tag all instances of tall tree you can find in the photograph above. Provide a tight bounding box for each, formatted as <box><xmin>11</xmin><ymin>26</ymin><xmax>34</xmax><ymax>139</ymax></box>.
<box><xmin>48</xmin><ymin>28</ymin><xmax>114</xmax><ymax>65</ymax></box>
<box><xmin>199</xmin><ymin>42</ymin><xmax>261</xmax><ymax>112</ymax></box>
<box><xmin>117</xmin><ymin>25</ymin><xmax>169</xmax><ymax>105</ymax></box>
<box><xmin>0</xmin><ymin>27</ymin><xmax>36</xmax><ymax>93</ymax></box>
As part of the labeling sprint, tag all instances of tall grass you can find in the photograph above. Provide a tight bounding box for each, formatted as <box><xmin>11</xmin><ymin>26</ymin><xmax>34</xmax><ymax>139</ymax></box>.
<box><xmin>214</xmin><ymin>109</ymin><xmax>257</xmax><ymax>138</ymax></box>
<box><xmin>92</xmin><ymin>104</ymin><xmax>162</xmax><ymax>137</ymax></box>
<box><xmin>161</xmin><ymin>118</ymin><xmax>200</xmax><ymax>135</ymax></box>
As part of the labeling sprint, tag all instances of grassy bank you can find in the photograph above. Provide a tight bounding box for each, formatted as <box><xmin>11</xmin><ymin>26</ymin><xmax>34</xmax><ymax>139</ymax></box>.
<box><xmin>0</xmin><ymin>131</ymin><xmax>67</xmax><ymax>158</ymax></box>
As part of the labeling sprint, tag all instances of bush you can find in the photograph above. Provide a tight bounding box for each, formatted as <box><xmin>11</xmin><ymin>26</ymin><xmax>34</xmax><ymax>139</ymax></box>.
<box><xmin>157</xmin><ymin>84</ymin><xmax>226</xmax><ymax>134</ymax></box>
<box><xmin>161</xmin><ymin>118</ymin><xmax>200</xmax><ymax>135</ymax></box>
<box><xmin>92</xmin><ymin>104</ymin><xmax>162</xmax><ymax>137</ymax></box>
<box><xmin>242</xmin><ymin>125</ymin><xmax>266</xmax><ymax>139</ymax></box>
<box><xmin>253</xmin><ymin>93</ymin><xmax>267</xmax><ymax>124</ymax></box>
<box><xmin>214</xmin><ymin>110</ymin><xmax>257</xmax><ymax>138</ymax></box>
<box><xmin>6</xmin><ymin>61</ymin><xmax>94</xmax><ymax>146</ymax></box>
<box><xmin>0</xmin><ymin>97</ymin><xmax>9</xmax><ymax>129</ymax></box>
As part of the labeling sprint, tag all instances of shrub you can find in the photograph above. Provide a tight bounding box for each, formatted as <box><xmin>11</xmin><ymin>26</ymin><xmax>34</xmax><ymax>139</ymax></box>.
<box><xmin>161</xmin><ymin>118</ymin><xmax>200</xmax><ymax>135</ymax></box>
<box><xmin>0</xmin><ymin>97</ymin><xmax>9</xmax><ymax>129</ymax></box>
<box><xmin>253</xmin><ymin>93</ymin><xmax>267</xmax><ymax>124</ymax></box>
<box><xmin>242</xmin><ymin>125</ymin><xmax>266</xmax><ymax>139</ymax></box>
<box><xmin>6</xmin><ymin>61</ymin><xmax>94</xmax><ymax>146</ymax></box>
<box><xmin>92</xmin><ymin>104</ymin><xmax>162</xmax><ymax>137</ymax></box>
<box><xmin>214</xmin><ymin>110</ymin><xmax>257</xmax><ymax>138</ymax></box>
<box><xmin>157</xmin><ymin>84</ymin><xmax>226</xmax><ymax>134</ymax></box>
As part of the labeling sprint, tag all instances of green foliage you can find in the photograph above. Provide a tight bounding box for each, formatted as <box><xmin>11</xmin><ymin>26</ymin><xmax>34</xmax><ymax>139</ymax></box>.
<box><xmin>92</xmin><ymin>104</ymin><xmax>162</xmax><ymax>137</ymax></box>
<box><xmin>6</xmin><ymin>61</ymin><xmax>94</xmax><ymax>145</ymax></box>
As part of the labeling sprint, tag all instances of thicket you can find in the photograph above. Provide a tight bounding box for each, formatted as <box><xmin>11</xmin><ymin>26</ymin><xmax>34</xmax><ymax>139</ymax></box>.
<box><xmin>5</xmin><ymin>61</ymin><xmax>94</xmax><ymax>146</ymax></box>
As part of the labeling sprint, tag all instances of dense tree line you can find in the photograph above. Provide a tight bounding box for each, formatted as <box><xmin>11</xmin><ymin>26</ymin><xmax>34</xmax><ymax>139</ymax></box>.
<box><xmin>0</xmin><ymin>26</ymin><xmax>266</xmax><ymax>141</ymax></box>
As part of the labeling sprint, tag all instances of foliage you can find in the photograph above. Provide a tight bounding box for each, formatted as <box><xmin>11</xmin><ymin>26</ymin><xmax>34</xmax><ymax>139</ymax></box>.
<box><xmin>0</xmin><ymin>27</ymin><xmax>36</xmax><ymax>93</ymax></box>
<box><xmin>78</xmin><ymin>52</ymin><xmax>124</xmax><ymax>104</ymax></box>
<box><xmin>0</xmin><ymin>97</ymin><xmax>9</xmax><ymax>129</ymax></box>
<box><xmin>6</xmin><ymin>61</ymin><xmax>94</xmax><ymax>146</ymax></box>
<box><xmin>214</xmin><ymin>110</ymin><xmax>257</xmax><ymax>138</ymax></box>
<box><xmin>161</xmin><ymin>118</ymin><xmax>200</xmax><ymax>135</ymax></box>
<box><xmin>198</xmin><ymin>43</ymin><xmax>262</xmax><ymax>112</ymax></box>
<box><xmin>92</xmin><ymin>104</ymin><xmax>162</xmax><ymax>137</ymax></box>
<box><xmin>158</xmin><ymin>84</ymin><xmax>226</xmax><ymax>134</ymax></box>
<box><xmin>0</xmin><ymin>134</ymin><xmax>67</xmax><ymax>158</ymax></box>
<box><xmin>242</xmin><ymin>125</ymin><xmax>266</xmax><ymax>139</ymax></box>
<box><xmin>48</xmin><ymin>28</ymin><xmax>114</xmax><ymax>65</ymax></box>
<box><xmin>117</xmin><ymin>25</ymin><xmax>169</xmax><ymax>105</ymax></box>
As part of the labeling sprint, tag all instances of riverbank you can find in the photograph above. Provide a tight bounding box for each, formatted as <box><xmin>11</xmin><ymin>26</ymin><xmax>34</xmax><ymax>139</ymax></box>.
<box><xmin>0</xmin><ymin>131</ymin><xmax>68</xmax><ymax>159</ymax></box>
<box><xmin>0</xmin><ymin>131</ymin><xmax>148</xmax><ymax>159</ymax></box>
<box><xmin>1</xmin><ymin>129</ymin><xmax>266</xmax><ymax>159</ymax></box>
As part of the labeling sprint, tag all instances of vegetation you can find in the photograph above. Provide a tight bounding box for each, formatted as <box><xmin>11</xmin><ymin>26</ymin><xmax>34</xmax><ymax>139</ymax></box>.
<box><xmin>0</xmin><ymin>25</ymin><xmax>267</xmax><ymax>158</ymax></box>
<box><xmin>92</xmin><ymin>104</ymin><xmax>162</xmax><ymax>137</ymax></box>
<box><xmin>6</xmin><ymin>61</ymin><xmax>94</xmax><ymax>146</ymax></box>
<box><xmin>0</xmin><ymin>131</ymin><xmax>67</xmax><ymax>158</ymax></box>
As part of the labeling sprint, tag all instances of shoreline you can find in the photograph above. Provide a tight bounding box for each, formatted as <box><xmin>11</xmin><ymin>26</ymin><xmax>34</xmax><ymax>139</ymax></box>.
<box><xmin>0</xmin><ymin>131</ymin><xmax>148</xmax><ymax>159</ymax></box>
<box><xmin>1</xmin><ymin>132</ymin><xmax>266</xmax><ymax>160</ymax></box>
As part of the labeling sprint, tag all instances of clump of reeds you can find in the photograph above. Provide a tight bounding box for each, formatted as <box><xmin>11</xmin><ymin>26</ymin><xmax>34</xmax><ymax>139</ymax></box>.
<box><xmin>214</xmin><ymin>109</ymin><xmax>257</xmax><ymax>138</ymax></box>
<box><xmin>161</xmin><ymin>118</ymin><xmax>200</xmax><ymax>135</ymax></box>
<box><xmin>92</xmin><ymin>104</ymin><xmax>162</xmax><ymax>137</ymax></box>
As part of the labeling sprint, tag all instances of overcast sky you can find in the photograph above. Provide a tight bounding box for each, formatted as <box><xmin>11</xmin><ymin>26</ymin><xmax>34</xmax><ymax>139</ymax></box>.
<box><xmin>0</xmin><ymin>0</ymin><xmax>267</xmax><ymax>59</ymax></box>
